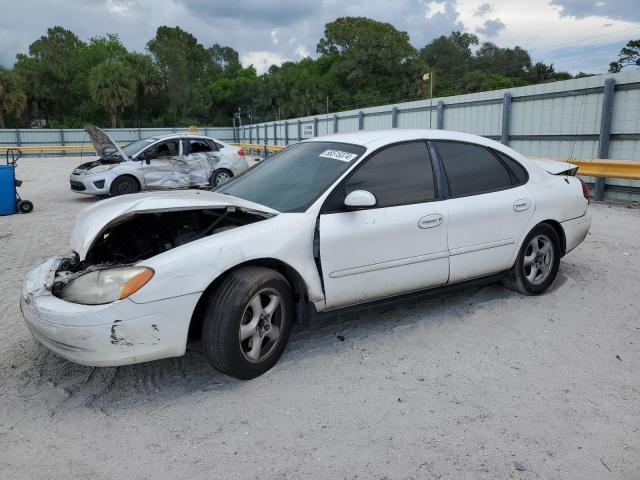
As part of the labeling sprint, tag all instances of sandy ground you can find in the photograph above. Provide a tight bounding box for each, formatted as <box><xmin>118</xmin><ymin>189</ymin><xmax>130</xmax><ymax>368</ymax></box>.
<box><xmin>0</xmin><ymin>156</ymin><xmax>639</xmax><ymax>480</ymax></box>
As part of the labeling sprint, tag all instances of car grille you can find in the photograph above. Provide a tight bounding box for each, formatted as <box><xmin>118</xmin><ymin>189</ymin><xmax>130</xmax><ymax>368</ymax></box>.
<box><xmin>70</xmin><ymin>180</ymin><xmax>86</xmax><ymax>191</ymax></box>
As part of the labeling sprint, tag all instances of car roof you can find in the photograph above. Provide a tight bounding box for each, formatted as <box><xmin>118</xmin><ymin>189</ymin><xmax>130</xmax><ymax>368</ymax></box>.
<box><xmin>303</xmin><ymin>129</ymin><xmax>503</xmax><ymax>151</ymax></box>
<box><xmin>142</xmin><ymin>133</ymin><xmax>223</xmax><ymax>143</ymax></box>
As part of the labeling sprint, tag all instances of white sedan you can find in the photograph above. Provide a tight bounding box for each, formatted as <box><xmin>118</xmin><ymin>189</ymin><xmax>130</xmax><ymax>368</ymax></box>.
<box><xmin>69</xmin><ymin>125</ymin><xmax>249</xmax><ymax>196</ymax></box>
<box><xmin>21</xmin><ymin>129</ymin><xmax>591</xmax><ymax>379</ymax></box>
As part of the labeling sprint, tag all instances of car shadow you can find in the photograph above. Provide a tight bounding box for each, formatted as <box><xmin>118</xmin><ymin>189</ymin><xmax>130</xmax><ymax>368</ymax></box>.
<box><xmin>24</xmin><ymin>281</ymin><xmax>512</xmax><ymax>415</ymax></box>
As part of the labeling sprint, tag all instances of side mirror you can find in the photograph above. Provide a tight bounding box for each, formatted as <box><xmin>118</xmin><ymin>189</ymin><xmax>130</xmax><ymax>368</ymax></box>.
<box><xmin>144</xmin><ymin>151</ymin><xmax>151</xmax><ymax>165</ymax></box>
<box><xmin>344</xmin><ymin>190</ymin><xmax>377</xmax><ymax>210</ymax></box>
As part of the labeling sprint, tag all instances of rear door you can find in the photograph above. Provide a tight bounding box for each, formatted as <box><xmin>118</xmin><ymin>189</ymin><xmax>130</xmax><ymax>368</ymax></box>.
<box><xmin>142</xmin><ymin>139</ymin><xmax>190</xmax><ymax>189</ymax></box>
<box><xmin>182</xmin><ymin>138</ymin><xmax>220</xmax><ymax>185</ymax></box>
<box><xmin>319</xmin><ymin>141</ymin><xmax>449</xmax><ymax>309</ymax></box>
<box><xmin>432</xmin><ymin>141</ymin><xmax>535</xmax><ymax>283</ymax></box>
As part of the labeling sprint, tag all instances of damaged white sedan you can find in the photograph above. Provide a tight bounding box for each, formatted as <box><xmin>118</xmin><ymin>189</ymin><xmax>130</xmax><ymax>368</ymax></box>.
<box><xmin>70</xmin><ymin>125</ymin><xmax>249</xmax><ymax>196</ymax></box>
<box><xmin>21</xmin><ymin>129</ymin><xmax>591</xmax><ymax>379</ymax></box>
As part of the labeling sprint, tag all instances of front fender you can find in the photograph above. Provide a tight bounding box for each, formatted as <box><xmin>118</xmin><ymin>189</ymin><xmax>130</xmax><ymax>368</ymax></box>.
<box><xmin>129</xmin><ymin>213</ymin><xmax>324</xmax><ymax>305</ymax></box>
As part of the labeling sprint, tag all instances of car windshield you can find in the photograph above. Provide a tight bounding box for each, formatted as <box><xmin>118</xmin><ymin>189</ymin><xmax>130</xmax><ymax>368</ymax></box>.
<box><xmin>216</xmin><ymin>141</ymin><xmax>366</xmax><ymax>212</ymax></box>
<box><xmin>121</xmin><ymin>138</ymin><xmax>158</xmax><ymax>158</ymax></box>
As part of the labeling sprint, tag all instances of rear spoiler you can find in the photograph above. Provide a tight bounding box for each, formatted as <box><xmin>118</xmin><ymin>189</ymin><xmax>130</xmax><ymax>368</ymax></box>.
<box><xmin>532</xmin><ymin>159</ymin><xmax>578</xmax><ymax>176</ymax></box>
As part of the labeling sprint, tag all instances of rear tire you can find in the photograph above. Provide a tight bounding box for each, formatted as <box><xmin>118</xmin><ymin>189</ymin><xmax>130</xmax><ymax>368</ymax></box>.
<box><xmin>17</xmin><ymin>200</ymin><xmax>34</xmax><ymax>214</ymax></box>
<box><xmin>201</xmin><ymin>266</ymin><xmax>293</xmax><ymax>379</ymax></box>
<box><xmin>503</xmin><ymin>223</ymin><xmax>561</xmax><ymax>295</ymax></box>
<box><xmin>110</xmin><ymin>175</ymin><xmax>139</xmax><ymax>196</ymax></box>
<box><xmin>210</xmin><ymin>168</ymin><xmax>233</xmax><ymax>187</ymax></box>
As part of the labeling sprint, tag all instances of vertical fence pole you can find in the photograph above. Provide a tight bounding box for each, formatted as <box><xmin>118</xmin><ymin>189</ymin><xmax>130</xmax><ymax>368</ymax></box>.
<box><xmin>391</xmin><ymin>107</ymin><xmax>398</xmax><ymax>128</ymax></box>
<box><xmin>501</xmin><ymin>92</ymin><xmax>512</xmax><ymax>146</ymax></box>
<box><xmin>15</xmin><ymin>129</ymin><xmax>21</xmax><ymax>147</ymax></box>
<box><xmin>595</xmin><ymin>78</ymin><xmax>616</xmax><ymax>201</ymax></box>
<box><xmin>297</xmin><ymin>120</ymin><xmax>302</xmax><ymax>141</ymax></box>
<box><xmin>60</xmin><ymin>129</ymin><xmax>66</xmax><ymax>156</ymax></box>
<box><xmin>358</xmin><ymin>112</ymin><xmax>364</xmax><ymax>130</ymax></box>
<box><xmin>436</xmin><ymin>101</ymin><xmax>444</xmax><ymax>129</ymax></box>
<box><xmin>273</xmin><ymin>123</ymin><xmax>277</xmax><ymax>145</ymax></box>
<box><xmin>313</xmin><ymin>118</ymin><xmax>318</xmax><ymax>137</ymax></box>
<box><xmin>137</xmin><ymin>127</ymin><xmax>142</xmax><ymax>140</ymax></box>
<box><xmin>333</xmin><ymin>114</ymin><xmax>338</xmax><ymax>133</ymax></box>
<box><xmin>249</xmin><ymin>126</ymin><xmax>253</xmax><ymax>144</ymax></box>
<box><xmin>284</xmin><ymin>121</ymin><xmax>289</xmax><ymax>145</ymax></box>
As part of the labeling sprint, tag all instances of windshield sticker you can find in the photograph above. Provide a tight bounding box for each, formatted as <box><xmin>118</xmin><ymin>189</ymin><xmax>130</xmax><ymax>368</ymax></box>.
<box><xmin>318</xmin><ymin>149</ymin><xmax>358</xmax><ymax>162</ymax></box>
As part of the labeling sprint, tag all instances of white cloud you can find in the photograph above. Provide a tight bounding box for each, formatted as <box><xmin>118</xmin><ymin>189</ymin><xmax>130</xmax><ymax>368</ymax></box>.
<box><xmin>270</xmin><ymin>29</ymin><xmax>279</xmax><ymax>45</ymax></box>
<box><xmin>425</xmin><ymin>1</ymin><xmax>447</xmax><ymax>19</ymax></box>
<box><xmin>295</xmin><ymin>45</ymin><xmax>310</xmax><ymax>58</ymax></box>
<box><xmin>241</xmin><ymin>51</ymin><xmax>287</xmax><ymax>73</ymax></box>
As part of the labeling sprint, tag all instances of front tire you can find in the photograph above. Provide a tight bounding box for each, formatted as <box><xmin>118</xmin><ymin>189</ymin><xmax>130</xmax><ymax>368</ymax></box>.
<box><xmin>201</xmin><ymin>266</ymin><xmax>293</xmax><ymax>379</ymax></box>
<box><xmin>503</xmin><ymin>223</ymin><xmax>561</xmax><ymax>295</ymax></box>
<box><xmin>110</xmin><ymin>175</ymin><xmax>139</xmax><ymax>196</ymax></box>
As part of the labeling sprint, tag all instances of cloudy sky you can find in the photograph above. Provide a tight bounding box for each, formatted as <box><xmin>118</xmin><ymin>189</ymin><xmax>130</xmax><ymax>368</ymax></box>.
<box><xmin>1</xmin><ymin>0</ymin><xmax>639</xmax><ymax>73</ymax></box>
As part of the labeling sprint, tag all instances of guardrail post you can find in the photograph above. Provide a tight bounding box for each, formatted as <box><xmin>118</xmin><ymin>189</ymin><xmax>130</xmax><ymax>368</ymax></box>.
<box><xmin>297</xmin><ymin>120</ymin><xmax>302</xmax><ymax>141</ymax></box>
<box><xmin>437</xmin><ymin>101</ymin><xmax>445</xmax><ymax>129</ymax></box>
<box><xmin>284</xmin><ymin>121</ymin><xmax>288</xmax><ymax>145</ymax></box>
<box><xmin>263</xmin><ymin>141</ymin><xmax>268</xmax><ymax>159</ymax></box>
<box><xmin>358</xmin><ymin>111</ymin><xmax>364</xmax><ymax>130</ymax></box>
<box><xmin>313</xmin><ymin>117</ymin><xmax>318</xmax><ymax>137</ymax></box>
<box><xmin>595</xmin><ymin>78</ymin><xmax>616</xmax><ymax>201</ymax></box>
<box><xmin>15</xmin><ymin>129</ymin><xmax>21</xmax><ymax>147</ymax></box>
<box><xmin>264</xmin><ymin>124</ymin><xmax>268</xmax><ymax>144</ymax></box>
<box><xmin>249</xmin><ymin>126</ymin><xmax>253</xmax><ymax>144</ymax></box>
<box><xmin>501</xmin><ymin>92</ymin><xmax>512</xmax><ymax>145</ymax></box>
<box><xmin>391</xmin><ymin>107</ymin><xmax>398</xmax><ymax>128</ymax></box>
<box><xmin>333</xmin><ymin>114</ymin><xmax>338</xmax><ymax>133</ymax></box>
<box><xmin>137</xmin><ymin>128</ymin><xmax>142</xmax><ymax>140</ymax></box>
<box><xmin>273</xmin><ymin>123</ymin><xmax>278</xmax><ymax>145</ymax></box>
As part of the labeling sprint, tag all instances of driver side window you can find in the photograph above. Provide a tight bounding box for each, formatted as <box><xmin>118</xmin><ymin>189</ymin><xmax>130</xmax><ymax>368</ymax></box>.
<box><xmin>145</xmin><ymin>140</ymin><xmax>180</xmax><ymax>161</ymax></box>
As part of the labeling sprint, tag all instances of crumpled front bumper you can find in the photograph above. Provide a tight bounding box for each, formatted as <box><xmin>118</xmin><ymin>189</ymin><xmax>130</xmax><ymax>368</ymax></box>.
<box><xmin>20</xmin><ymin>257</ymin><xmax>200</xmax><ymax>367</ymax></box>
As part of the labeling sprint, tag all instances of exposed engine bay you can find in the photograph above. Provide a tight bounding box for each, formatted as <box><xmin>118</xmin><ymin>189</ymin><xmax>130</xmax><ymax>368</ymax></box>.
<box><xmin>51</xmin><ymin>207</ymin><xmax>270</xmax><ymax>297</ymax></box>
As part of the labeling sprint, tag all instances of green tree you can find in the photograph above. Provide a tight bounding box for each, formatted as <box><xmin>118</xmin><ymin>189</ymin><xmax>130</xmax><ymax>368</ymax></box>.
<box><xmin>609</xmin><ymin>39</ymin><xmax>640</xmax><ymax>72</ymax></box>
<box><xmin>317</xmin><ymin>17</ymin><xmax>416</xmax><ymax>95</ymax></box>
<box><xmin>147</xmin><ymin>26</ymin><xmax>209</xmax><ymax>123</ymax></box>
<box><xmin>14</xmin><ymin>26</ymin><xmax>86</xmax><ymax>124</ymax></box>
<box><xmin>0</xmin><ymin>68</ymin><xmax>27</xmax><ymax>128</ymax></box>
<box><xmin>88</xmin><ymin>59</ymin><xmax>136</xmax><ymax>127</ymax></box>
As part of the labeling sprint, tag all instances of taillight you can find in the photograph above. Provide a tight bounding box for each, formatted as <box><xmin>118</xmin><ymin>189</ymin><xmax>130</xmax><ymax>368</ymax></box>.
<box><xmin>237</xmin><ymin>148</ymin><xmax>245</xmax><ymax>156</ymax></box>
<box><xmin>578</xmin><ymin>177</ymin><xmax>589</xmax><ymax>200</ymax></box>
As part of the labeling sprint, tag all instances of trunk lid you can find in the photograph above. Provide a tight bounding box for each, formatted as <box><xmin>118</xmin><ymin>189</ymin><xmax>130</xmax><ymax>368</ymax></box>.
<box><xmin>84</xmin><ymin>124</ymin><xmax>129</xmax><ymax>161</ymax></box>
<box><xmin>71</xmin><ymin>190</ymin><xmax>279</xmax><ymax>259</ymax></box>
<box><xmin>532</xmin><ymin>158</ymin><xmax>579</xmax><ymax>176</ymax></box>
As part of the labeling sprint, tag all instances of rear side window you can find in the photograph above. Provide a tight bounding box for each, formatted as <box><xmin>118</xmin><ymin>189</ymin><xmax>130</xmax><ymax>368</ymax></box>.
<box><xmin>434</xmin><ymin>141</ymin><xmax>513</xmax><ymax>197</ymax></box>
<box><xmin>323</xmin><ymin>142</ymin><xmax>435</xmax><ymax>212</ymax></box>
<box><xmin>493</xmin><ymin>150</ymin><xmax>528</xmax><ymax>184</ymax></box>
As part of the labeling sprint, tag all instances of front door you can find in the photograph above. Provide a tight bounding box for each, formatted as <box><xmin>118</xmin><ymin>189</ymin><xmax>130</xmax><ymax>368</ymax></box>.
<box><xmin>142</xmin><ymin>139</ymin><xmax>190</xmax><ymax>189</ymax></box>
<box><xmin>319</xmin><ymin>141</ymin><xmax>449</xmax><ymax>309</ymax></box>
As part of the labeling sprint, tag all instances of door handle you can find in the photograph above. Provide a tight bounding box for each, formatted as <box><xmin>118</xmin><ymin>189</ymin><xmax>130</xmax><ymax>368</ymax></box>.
<box><xmin>513</xmin><ymin>198</ymin><xmax>531</xmax><ymax>212</ymax></box>
<box><xmin>418</xmin><ymin>214</ymin><xmax>444</xmax><ymax>229</ymax></box>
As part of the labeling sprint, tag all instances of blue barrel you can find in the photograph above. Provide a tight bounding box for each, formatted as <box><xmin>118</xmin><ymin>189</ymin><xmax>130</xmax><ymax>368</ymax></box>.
<box><xmin>0</xmin><ymin>165</ymin><xmax>17</xmax><ymax>215</ymax></box>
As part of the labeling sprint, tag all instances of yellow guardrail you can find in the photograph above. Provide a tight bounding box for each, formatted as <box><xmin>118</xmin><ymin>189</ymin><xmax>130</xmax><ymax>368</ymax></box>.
<box><xmin>234</xmin><ymin>143</ymin><xmax>286</xmax><ymax>153</ymax></box>
<box><xmin>535</xmin><ymin>157</ymin><xmax>640</xmax><ymax>180</ymax></box>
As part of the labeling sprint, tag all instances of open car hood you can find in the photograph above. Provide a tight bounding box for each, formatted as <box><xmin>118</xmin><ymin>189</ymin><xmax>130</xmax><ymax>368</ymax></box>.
<box><xmin>71</xmin><ymin>190</ymin><xmax>279</xmax><ymax>260</ymax></box>
<box><xmin>84</xmin><ymin>124</ymin><xmax>129</xmax><ymax>161</ymax></box>
<box><xmin>532</xmin><ymin>158</ymin><xmax>579</xmax><ymax>176</ymax></box>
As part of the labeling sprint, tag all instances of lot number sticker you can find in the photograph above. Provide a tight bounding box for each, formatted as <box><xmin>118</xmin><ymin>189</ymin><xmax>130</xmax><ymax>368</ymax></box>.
<box><xmin>319</xmin><ymin>149</ymin><xmax>358</xmax><ymax>162</ymax></box>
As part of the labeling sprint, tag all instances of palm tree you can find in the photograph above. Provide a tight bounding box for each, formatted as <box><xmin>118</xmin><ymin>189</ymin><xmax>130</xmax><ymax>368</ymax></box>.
<box><xmin>88</xmin><ymin>59</ymin><xmax>136</xmax><ymax>127</ymax></box>
<box><xmin>0</xmin><ymin>69</ymin><xmax>27</xmax><ymax>129</ymax></box>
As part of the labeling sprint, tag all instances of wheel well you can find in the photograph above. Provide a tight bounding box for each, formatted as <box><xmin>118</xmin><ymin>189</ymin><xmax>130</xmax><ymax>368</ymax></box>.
<box><xmin>113</xmin><ymin>174</ymin><xmax>141</xmax><ymax>190</ymax></box>
<box><xmin>188</xmin><ymin>259</ymin><xmax>310</xmax><ymax>341</ymax></box>
<box><xmin>540</xmin><ymin>219</ymin><xmax>566</xmax><ymax>256</ymax></box>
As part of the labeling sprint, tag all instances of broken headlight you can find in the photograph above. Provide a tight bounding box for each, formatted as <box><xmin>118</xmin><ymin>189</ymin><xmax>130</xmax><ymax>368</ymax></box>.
<box><xmin>59</xmin><ymin>267</ymin><xmax>154</xmax><ymax>305</ymax></box>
